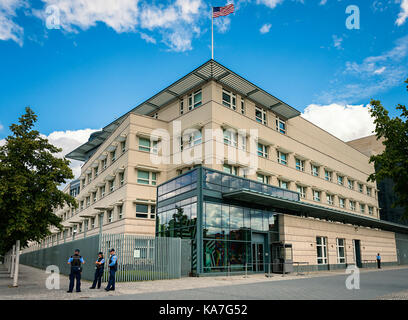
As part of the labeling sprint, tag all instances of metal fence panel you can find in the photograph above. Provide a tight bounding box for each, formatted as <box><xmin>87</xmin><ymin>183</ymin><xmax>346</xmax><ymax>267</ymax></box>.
<box><xmin>19</xmin><ymin>235</ymin><xmax>100</xmax><ymax>281</ymax></box>
<box><xmin>99</xmin><ymin>234</ymin><xmax>181</xmax><ymax>282</ymax></box>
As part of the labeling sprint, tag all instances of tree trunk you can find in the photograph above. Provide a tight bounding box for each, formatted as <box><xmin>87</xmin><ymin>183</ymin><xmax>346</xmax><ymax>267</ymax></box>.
<box><xmin>10</xmin><ymin>245</ymin><xmax>15</xmax><ymax>278</ymax></box>
<box><xmin>13</xmin><ymin>240</ymin><xmax>20</xmax><ymax>287</ymax></box>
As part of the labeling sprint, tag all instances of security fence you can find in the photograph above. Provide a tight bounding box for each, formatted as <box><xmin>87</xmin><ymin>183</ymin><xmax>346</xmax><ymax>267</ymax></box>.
<box><xmin>19</xmin><ymin>234</ymin><xmax>182</xmax><ymax>282</ymax></box>
<box><xmin>20</xmin><ymin>235</ymin><xmax>100</xmax><ymax>281</ymax></box>
<box><xmin>99</xmin><ymin>234</ymin><xmax>181</xmax><ymax>282</ymax></box>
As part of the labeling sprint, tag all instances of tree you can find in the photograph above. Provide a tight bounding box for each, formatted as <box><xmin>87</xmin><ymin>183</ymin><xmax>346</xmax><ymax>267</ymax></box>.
<box><xmin>0</xmin><ymin>107</ymin><xmax>77</xmax><ymax>255</ymax></box>
<box><xmin>368</xmin><ymin>78</ymin><xmax>408</xmax><ymax>219</ymax></box>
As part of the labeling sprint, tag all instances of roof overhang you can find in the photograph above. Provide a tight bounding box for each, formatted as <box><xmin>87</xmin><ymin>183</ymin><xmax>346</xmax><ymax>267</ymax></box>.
<box><xmin>66</xmin><ymin>59</ymin><xmax>301</xmax><ymax>162</ymax></box>
<box><xmin>223</xmin><ymin>189</ymin><xmax>408</xmax><ymax>234</ymax></box>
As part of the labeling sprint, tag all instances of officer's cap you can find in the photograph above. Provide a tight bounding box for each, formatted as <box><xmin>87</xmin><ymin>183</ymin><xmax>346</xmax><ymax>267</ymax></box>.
<box><xmin>110</xmin><ymin>248</ymin><xmax>115</xmax><ymax>252</ymax></box>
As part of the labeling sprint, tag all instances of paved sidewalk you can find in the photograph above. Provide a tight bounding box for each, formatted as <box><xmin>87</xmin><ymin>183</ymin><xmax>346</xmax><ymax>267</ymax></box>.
<box><xmin>1</xmin><ymin>264</ymin><xmax>408</xmax><ymax>300</ymax></box>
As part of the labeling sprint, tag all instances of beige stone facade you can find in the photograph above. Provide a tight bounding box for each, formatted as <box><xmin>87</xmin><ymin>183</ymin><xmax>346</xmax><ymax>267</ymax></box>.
<box><xmin>32</xmin><ymin>60</ymin><xmax>401</xmax><ymax>270</ymax></box>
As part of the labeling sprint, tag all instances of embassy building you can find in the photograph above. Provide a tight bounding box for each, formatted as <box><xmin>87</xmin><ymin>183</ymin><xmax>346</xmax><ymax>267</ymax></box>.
<box><xmin>33</xmin><ymin>60</ymin><xmax>408</xmax><ymax>275</ymax></box>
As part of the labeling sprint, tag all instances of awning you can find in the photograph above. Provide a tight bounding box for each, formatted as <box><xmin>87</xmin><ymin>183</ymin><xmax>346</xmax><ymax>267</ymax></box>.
<box><xmin>222</xmin><ymin>189</ymin><xmax>408</xmax><ymax>234</ymax></box>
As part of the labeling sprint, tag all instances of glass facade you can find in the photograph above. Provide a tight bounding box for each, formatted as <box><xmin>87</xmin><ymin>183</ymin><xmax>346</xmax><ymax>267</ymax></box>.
<box><xmin>156</xmin><ymin>167</ymin><xmax>298</xmax><ymax>275</ymax></box>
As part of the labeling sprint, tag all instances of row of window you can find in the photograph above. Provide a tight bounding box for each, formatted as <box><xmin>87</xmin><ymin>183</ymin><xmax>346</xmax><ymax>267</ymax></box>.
<box><xmin>177</xmin><ymin>87</ymin><xmax>287</xmax><ymax>135</ymax></box>
<box><xmin>316</xmin><ymin>236</ymin><xmax>353</xmax><ymax>265</ymax></box>
<box><xmin>82</xmin><ymin>140</ymin><xmax>127</xmax><ymax>187</ymax></box>
<box><xmin>222</xmin><ymin>164</ymin><xmax>376</xmax><ymax>216</ymax></box>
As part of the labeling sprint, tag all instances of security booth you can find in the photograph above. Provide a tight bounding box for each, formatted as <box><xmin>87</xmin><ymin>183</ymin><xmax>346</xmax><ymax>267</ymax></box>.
<box><xmin>271</xmin><ymin>242</ymin><xmax>293</xmax><ymax>274</ymax></box>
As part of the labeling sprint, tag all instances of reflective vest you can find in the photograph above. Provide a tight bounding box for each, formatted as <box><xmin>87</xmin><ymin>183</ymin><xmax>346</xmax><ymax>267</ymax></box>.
<box><xmin>71</xmin><ymin>255</ymin><xmax>82</xmax><ymax>270</ymax></box>
<box><xmin>96</xmin><ymin>257</ymin><xmax>105</xmax><ymax>270</ymax></box>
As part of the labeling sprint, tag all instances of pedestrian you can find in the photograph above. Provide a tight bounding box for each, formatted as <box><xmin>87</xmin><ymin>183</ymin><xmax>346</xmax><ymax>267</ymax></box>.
<box><xmin>376</xmin><ymin>253</ymin><xmax>381</xmax><ymax>269</ymax></box>
<box><xmin>67</xmin><ymin>249</ymin><xmax>85</xmax><ymax>293</ymax></box>
<box><xmin>90</xmin><ymin>252</ymin><xmax>105</xmax><ymax>289</ymax></box>
<box><xmin>105</xmin><ymin>248</ymin><xmax>118</xmax><ymax>292</ymax></box>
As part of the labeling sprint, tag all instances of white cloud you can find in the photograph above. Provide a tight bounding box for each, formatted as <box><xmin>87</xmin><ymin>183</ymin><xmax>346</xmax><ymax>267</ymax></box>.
<box><xmin>214</xmin><ymin>16</ymin><xmax>231</xmax><ymax>34</ymax></box>
<box><xmin>0</xmin><ymin>0</ymin><xmax>26</xmax><ymax>46</ymax></box>
<box><xmin>318</xmin><ymin>35</ymin><xmax>408</xmax><ymax>104</ymax></box>
<box><xmin>260</xmin><ymin>23</ymin><xmax>271</xmax><ymax>34</ymax></box>
<box><xmin>256</xmin><ymin>0</ymin><xmax>284</xmax><ymax>9</ymax></box>
<box><xmin>396</xmin><ymin>0</ymin><xmax>408</xmax><ymax>26</ymax></box>
<box><xmin>332</xmin><ymin>34</ymin><xmax>343</xmax><ymax>50</ymax></box>
<box><xmin>41</xmin><ymin>128</ymin><xmax>99</xmax><ymax>179</ymax></box>
<box><xmin>319</xmin><ymin>0</ymin><xmax>327</xmax><ymax>5</ymax></box>
<box><xmin>302</xmin><ymin>103</ymin><xmax>375</xmax><ymax>141</ymax></box>
<box><xmin>140</xmin><ymin>32</ymin><xmax>156</xmax><ymax>44</ymax></box>
<box><xmin>32</xmin><ymin>0</ymin><xmax>206</xmax><ymax>52</ymax></box>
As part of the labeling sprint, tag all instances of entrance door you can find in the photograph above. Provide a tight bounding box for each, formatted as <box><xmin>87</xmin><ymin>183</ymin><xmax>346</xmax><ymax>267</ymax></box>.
<box><xmin>353</xmin><ymin>240</ymin><xmax>362</xmax><ymax>268</ymax></box>
<box><xmin>252</xmin><ymin>243</ymin><xmax>264</xmax><ymax>271</ymax></box>
<box><xmin>252</xmin><ymin>233</ymin><xmax>266</xmax><ymax>272</ymax></box>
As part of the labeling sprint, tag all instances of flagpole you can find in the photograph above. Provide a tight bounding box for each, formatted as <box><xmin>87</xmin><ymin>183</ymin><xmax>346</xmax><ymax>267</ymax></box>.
<box><xmin>211</xmin><ymin>8</ymin><xmax>214</xmax><ymax>60</ymax></box>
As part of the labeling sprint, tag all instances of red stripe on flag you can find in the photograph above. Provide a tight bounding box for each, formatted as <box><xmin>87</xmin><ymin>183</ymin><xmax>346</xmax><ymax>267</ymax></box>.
<box><xmin>213</xmin><ymin>3</ymin><xmax>234</xmax><ymax>18</ymax></box>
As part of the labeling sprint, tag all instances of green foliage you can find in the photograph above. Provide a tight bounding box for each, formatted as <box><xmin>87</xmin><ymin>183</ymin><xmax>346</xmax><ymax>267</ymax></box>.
<box><xmin>368</xmin><ymin>79</ymin><xmax>408</xmax><ymax>218</ymax></box>
<box><xmin>0</xmin><ymin>107</ymin><xmax>77</xmax><ymax>253</ymax></box>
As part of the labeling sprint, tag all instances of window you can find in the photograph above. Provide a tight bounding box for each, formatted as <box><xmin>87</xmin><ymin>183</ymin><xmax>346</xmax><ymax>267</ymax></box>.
<box><xmin>276</xmin><ymin>117</ymin><xmax>286</xmax><ymax>134</ymax></box>
<box><xmin>368</xmin><ymin>206</ymin><xmax>373</xmax><ymax>215</ymax></box>
<box><xmin>367</xmin><ymin>187</ymin><xmax>372</xmax><ymax>196</ymax></box>
<box><xmin>337</xmin><ymin>175</ymin><xmax>344</xmax><ymax>186</ymax></box>
<box><xmin>108</xmin><ymin>210</ymin><xmax>113</xmax><ymax>223</ymax></box>
<box><xmin>339</xmin><ymin>198</ymin><xmax>345</xmax><ymax>209</ymax></box>
<box><xmin>118</xmin><ymin>205</ymin><xmax>123</xmax><ymax>219</ymax></box>
<box><xmin>278</xmin><ymin>180</ymin><xmax>288</xmax><ymax>189</ymax></box>
<box><xmin>336</xmin><ymin>238</ymin><xmax>346</xmax><ymax>264</ymax></box>
<box><xmin>150</xmin><ymin>205</ymin><xmax>156</xmax><ymax>218</ymax></box>
<box><xmin>360</xmin><ymin>203</ymin><xmax>365</xmax><ymax>214</ymax></box>
<box><xmin>222</xmin><ymin>89</ymin><xmax>236</xmax><ymax>110</ymax></box>
<box><xmin>326</xmin><ymin>194</ymin><xmax>334</xmax><ymax>205</ymax></box>
<box><xmin>358</xmin><ymin>183</ymin><xmax>363</xmax><ymax>193</ymax></box>
<box><xmin>313</xmin><ymin>190</ymin><xmax>321</xmax><ymax>202</ymax></box>
<box><xmin>86</xmin><ymin>196</ymin><xmax>90</xmax><ymax>207</ymax></box>
<box><xmin>257</xmin><ymin>174</ymin><xmax>269</xmax><ymax>184</ymax></box>
<box><xmin>223</xmin><ymin>129</ymin><xmax>238</xmax><ymax>147</ymax></box>
<box><xmin>121</xmin><ymin>141</ymin><xmax>126</xmax><ymax>154</ymax></box>
<box><xmin>277</xmin><ymin>151</ymin><xmax>288</xmax><ymax>165</ymax></box>
<box><xmin>348</xmin><ymin>179</ymin><xmax>354</xmax><ymax>190</ymax></box>
<box><xmin>111</xmin><ymin>150</ymin><xmax>116</xmax><ymax>163</ymax></box>
<box><xmin>188</xmin><ymin>89</ymin><xmax>202</xmax><ymax>110</ymax></box>
<box><xmin>102</xmin><ymin>159</ymin><xmax>107</xmax><ymax>170</ymax></box>
<box><xmin>92</xmin><ymin>192</ymin><xmax>97</xmax><ymax>203</ymax></box>
<box><xmin>296</xmin><ymin>185</ymin><xmax>306</xmax><ymax>198</ymax></box>
<box><xmin>255</xmin><ymin>106</ymin><xmax>267</xmax><ymax>125</ymax></box>
<box><xmin>137</xmin><ymin>170</ymin><xmax>157</xmax><ymax>185</ymax></box>
<box><xmin>223</xmin><ymin>164</ymin><xmax>238</xmax><ymax>176</ymax></box>
<box><xmin>94</xmin><ymin>167</ymin><xmax>99</xmax><ymax>178</ymax></box>
<box><xmin>350</xmin><ymin>200</ymin><xmax>356</xmax><ymax>211</ymax></box>
<box><xmin>316</xmin><ymin>236</ymin><xmax>328</xmax><ymax>264</ymax></box>
<box><xmin>80</xmin><ymin>200</ymin><xmax>84</xmax><ymax>210</ymax></box>
<box><xmin>241</xmin><ymin>99</ymin><xmax>245</xmax><ymax>114</ymax></box>
<box><xmin>324</xmin><ymin>170</ymin><xmax>332</xmax><ymax>182</ymax></box>
<box><xmin>136</xmin><ymin>204</ymin><xmax>149</xmax><ymax>218</ymax></box>
<box><xmin>100</xmin><ymin>185</ymin><xmax>105</xmax><ymax>198</ymax></box>
<box><xmin>109</xmin><ymin>180</ymin><xmax>115</xmax><ymax>193</ymax></box>
<box><xmin>311</xmin><ymin>165</ymin><xmax>320</xmax><ymax>177</ymax></box>
<box><xmin>188</xmin><ymin>130</ymin><xmax>202</xmax><ymax>147</ymax></box>
<box><xmin>295</xmin><ymin>158</ymin><xmax>305</xmax><ymax>172</ymax></box>
<box><xmin>180</xmin><ymin>100</ymin><xmax>184</xmax><ymax>115</ymax></box>
<box><xmin>139</xmin><ymin>137</ymin><xmax>158</xmax><ymax>154</ymax></box>
<box><xmin>87</xmin><ymin>173</ymin><xmax>92</xmax><ymax>184</ymax></box>
<box><xmin>119</xmin><ymin>172</ymin><xmax>125</xmax><ymax>186</ymax></box>
<box><xmin>257</xmin><ymin>143</ymin><xmax>268</xmax><ymax>158</ymax></box>
<box><xmin>91</xmin><ymin>218</ymin><xmax>95</xmax><ymax>229</ymax></box>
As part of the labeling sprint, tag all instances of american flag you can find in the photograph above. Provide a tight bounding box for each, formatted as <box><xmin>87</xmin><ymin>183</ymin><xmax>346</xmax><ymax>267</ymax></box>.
<box><xmin>213</xmin><ymin>3</ymin><xmax>234</xmax><ymax>18</ymax></box>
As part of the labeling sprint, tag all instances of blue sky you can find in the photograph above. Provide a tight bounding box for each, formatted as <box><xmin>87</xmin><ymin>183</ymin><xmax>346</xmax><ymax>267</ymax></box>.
<box><xmin>0</xmin><ymin>0</ymin><xmax>407</xmax><ymax>173</ymax></box>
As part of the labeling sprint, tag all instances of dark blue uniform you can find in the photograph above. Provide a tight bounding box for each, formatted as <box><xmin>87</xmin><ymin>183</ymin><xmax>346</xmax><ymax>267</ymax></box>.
<box><xmin>67</xmin><ymin>255</ymin><xmax>84</xmax><ymax>292</ymax></box>
<box><xmin>105</xmin><ymin>254</ymin><xmax>117</xmax><ymax>291</ymax></box>
<box><xmin>90</xmin><ymin>256</ymin><xmax>105</xmax><ymax>289</ymax></box>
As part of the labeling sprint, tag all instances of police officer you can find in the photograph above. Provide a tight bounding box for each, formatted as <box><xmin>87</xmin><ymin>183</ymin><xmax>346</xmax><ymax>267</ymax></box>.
<box><xmin>67</xmin><ymin>249</ymin><xmax>85</xmax><ymax>293</ymax></box>
<box><xmin>105</xmin><ymin>248</ymin><xmax>118</xmax><ymax>291</ymax></box>
<box><xmin>90</xmin><ymin>252</ymin><xmax>105</xmax><ymax>289</ymax></box>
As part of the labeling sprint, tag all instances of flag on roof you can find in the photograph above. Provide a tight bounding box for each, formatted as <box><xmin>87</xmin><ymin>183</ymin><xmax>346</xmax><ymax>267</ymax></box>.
<box><xmin>213</xmin><ymin>3</ymin><xmax>234</xmax><ymax>18</ymax></box>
